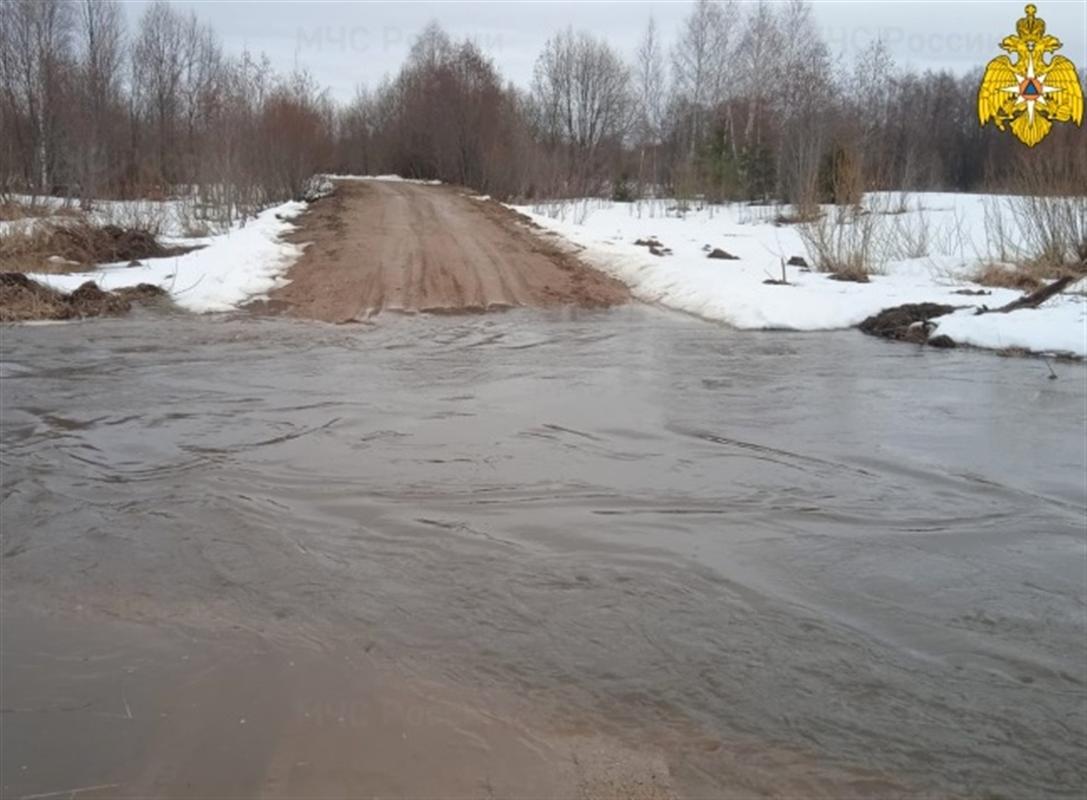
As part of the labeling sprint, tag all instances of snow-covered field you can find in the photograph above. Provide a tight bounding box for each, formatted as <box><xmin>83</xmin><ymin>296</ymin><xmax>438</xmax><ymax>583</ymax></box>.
<box><xmin>25</xmin><ymin>201</ymin><xmax>306</xmax><ymax>313</ymax></box>
<box><xmin>515</xmin><ymin>193</ymin><xmax>1086</xmax><ymax>357</ymax></box>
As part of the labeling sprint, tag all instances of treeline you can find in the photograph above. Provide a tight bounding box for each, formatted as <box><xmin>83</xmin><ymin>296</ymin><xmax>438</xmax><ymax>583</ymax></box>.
<box><xmin>1</xmin><ymin>0</ymin><xmax>334</xmax><ymax>219</ymax></box>
<box><xmin>2</xmin><ymin>0</ymin><xmax>1084</xmax><ymax>211</ymax></box>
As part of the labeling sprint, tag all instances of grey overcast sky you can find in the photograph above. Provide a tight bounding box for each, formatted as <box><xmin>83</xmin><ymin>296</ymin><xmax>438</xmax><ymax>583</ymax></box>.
<box><xmin>123</xmin><ymin>1</ymin><xmax>1087</xmax><ymax>102</ymax></box>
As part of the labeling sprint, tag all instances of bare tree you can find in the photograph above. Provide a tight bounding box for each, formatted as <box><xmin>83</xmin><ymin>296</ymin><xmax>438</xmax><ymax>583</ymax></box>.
<box><xmin>335</xmin><ymin>85</ymin><xmax>375</xmax><ymax>175</ymax></box>
<box><xmin>3</xmin><ymin>0</ymin><xmax>1083</xmax><ymax>210</ymax></box>
<box><xmin>0</xmin><ymin>0</ymin><xmax>73</xmax><ymax>191</ymax></box>
<box><xmin>849</xmin><ymin>37</ymin><xmax>896</xmax><ymax>188</ymax></box>
<box><xmin>670</xmin><ymin>0</ymin><xmax>731</xmax><ymax>155</ymax></box>
<box><xmin>178</xmin><ymin>15</ymin><xmax>223</xmax><ymax>183</ymax></box>
<box><xmin>634</xmin><ymin>18</ymin><xmax>665</xmax><ymax>144</ymax></box>
<box><xmin>132</xmin><ymin>1</ymin><xmax>188</xmax><ymax>186</ymax></box>
<box><xmin>532</xmin><ymin>27</ymin><xmax>632</xmax><ymax>192</ymax></box>
<box><xmin>773</xmin><ymin>0</ymin><xmax>832</xmax><ymax>208</ymax></box>
<box><xmin>73</xmin><ymin>0</ymin><xmax>125</xmax><ymax>198</ymax></box>
<box><xmin>251</xmin><ymin>69</ymin><xmax>335</xmax><ymax>202</ymax></box>
<box><xmin>633</xmin><ymin>17</ymin><xmax>666</xmax><ymax>194</ymax></box>
<box><xmin>734</xmin><ymin>0</ymin><xmax>781</xmax><ymax>148</ymax></box>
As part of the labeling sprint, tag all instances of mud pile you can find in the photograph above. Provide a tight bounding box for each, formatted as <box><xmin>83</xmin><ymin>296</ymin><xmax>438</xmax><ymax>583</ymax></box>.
<box><xmin>0</xmin><ymin>273</ymin><xmax>168</xmax><ymax>322</ymax></box>
<box><xmin>858</xmin><ymin>302</ymin><xmax>958</xmax><ymax>346</ymax></box>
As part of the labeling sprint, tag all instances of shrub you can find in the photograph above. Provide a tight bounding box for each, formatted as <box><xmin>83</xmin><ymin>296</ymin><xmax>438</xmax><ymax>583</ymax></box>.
<box><xmin>982</xmin><ymin>152</ymin><xmax>1087</xmax><ymax>279</ymax></box>
<box><xmin>797</xmin><ymin>201</ymin><xmax>883</xmax><ymax>279</ymax></box>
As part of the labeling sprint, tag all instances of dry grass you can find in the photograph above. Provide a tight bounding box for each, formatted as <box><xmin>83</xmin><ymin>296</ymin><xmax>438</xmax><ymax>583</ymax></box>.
<box><xmin>0</xmin><ymin>221</ymin><xmax>184</xmax><ymax>273</ymax></box>
<box><xmin>982</xmin><ymin>153</ymin><xmax>1087</xmax><ymax>282</ymax></box>
<box><xmin>0</xmin><ymin>273</ymin><xmax>168</xmax><ymax>322</ymax></box>
<box><xmin>0</xmin><ymin>200</ymin><xmax>81</xmax><ymax>222</ymax></box>
<box><xmin>0</xmin><ymin>273</ymin><xmax>70</xmax><ymax>320</ymax></box>
<box><xmin>972</xmin><ymin>263</ymin><xmax>1044</xmax><ymax>292</ymax></box>
<box><xmin>0</xmin><ymin>225</ymin><xmax>73</xmax><ymax>272</ymax></box>
<box><xmin>799</xmin><ymin>193</ymin><xmax>972</xmax><ymax>279</ymax></box>
<box><xmin>773</xmin><ymin>206</ymin><xmax>822</xmax><ymax>226</ymax></box>
<box><xmin>888</xmin><ymin>205</ymin><xmax>930</xmax><ymax>259</ymax></box>
<box><xmin>797</xmin><ymin>203</ymin><xmax>885</xmax><ymax>278</ymax></box>
<box><xmin>983</xmin><ymin>195</ymin><xmax>1087</xmax><ymax>273</ymax></box>
<box><xmin>826</xmin><ymin>267</ymin><xmax>872</xmax><ymax>283</ymax></box>
<box><xmin>972</xmin><ymin>259</ymin><xmax>1084</xmax><ymax>292</ymax></box>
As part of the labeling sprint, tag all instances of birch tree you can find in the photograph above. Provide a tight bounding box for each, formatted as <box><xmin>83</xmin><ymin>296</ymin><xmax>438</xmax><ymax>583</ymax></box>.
<box><xmin>633</xmin><ymin>17</ymin><xmax>667</xmax><ymax>193</ymax></box>
<box><xmin>671</xmin><ymin>0</ymin><xmax>731</xmax><ymax>154</ymax></box>
<box><xmin>773</xmin><ymin>0</ymin><xmax>833</xmax><ymax>207</ymax></box>
<box><xmin>74</xmin><ymin>0</ymin><xmax>124</xmax><ymax>197</ymax></box>
<box><xmin>0</xmin><ymin>0</ymin><xmax>73</xmax><ymax>190</ymax></box>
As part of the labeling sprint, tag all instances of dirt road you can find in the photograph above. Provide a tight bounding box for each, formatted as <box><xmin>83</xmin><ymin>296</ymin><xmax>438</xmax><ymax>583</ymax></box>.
<box><xmin>270</xmin><ymin>180</ymin><xmax>629</xmax><ymax>321</ymax></box>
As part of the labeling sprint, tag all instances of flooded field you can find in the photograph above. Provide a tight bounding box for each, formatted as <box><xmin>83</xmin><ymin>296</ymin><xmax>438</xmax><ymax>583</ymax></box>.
<box><xmin>1</xmin><ymin>307</ymin><xmax>1084</xmax><ymax>798</ymax></box>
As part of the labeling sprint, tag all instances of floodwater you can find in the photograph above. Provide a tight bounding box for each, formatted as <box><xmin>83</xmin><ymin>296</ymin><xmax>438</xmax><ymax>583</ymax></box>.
<box><xmin>1</xmin><ymin>306</ymin><xmax>1084</xmax><ymax>799</ymax></box>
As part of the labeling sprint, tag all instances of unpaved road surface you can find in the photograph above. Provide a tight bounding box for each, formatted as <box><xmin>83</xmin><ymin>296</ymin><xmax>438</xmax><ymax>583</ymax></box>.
<box><xmin>270</xmin><ymin>180</ymin><xmax>629</xmax><ymax>321</ymax></box>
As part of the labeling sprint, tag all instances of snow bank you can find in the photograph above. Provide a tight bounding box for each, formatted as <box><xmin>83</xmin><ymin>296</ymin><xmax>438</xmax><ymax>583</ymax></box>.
<box><xmin>27</xmin><ymin>201</ymin><xmax>307</xmax><ymax>313</ymax></box>
<box><xmin>934</xmin><ymin>301</ymin><xmax>1086</xmax><ymax>356</ymax></box>
<box><xmin>514</xmin><ymin>194</ymin><xmax>1085</xmax><ymax>357</ymax></box>
<box><xmin>321</xmin><ymin>173</ymin><xmax>442</xmax><ymax>185</ymax></box>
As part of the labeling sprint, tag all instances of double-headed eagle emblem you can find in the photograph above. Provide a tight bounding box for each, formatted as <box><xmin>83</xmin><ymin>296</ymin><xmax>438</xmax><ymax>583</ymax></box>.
<box><xmin>978</xmin><ymin>4</ymin><xmax>1083</xmax><ymax>146</ymax></box>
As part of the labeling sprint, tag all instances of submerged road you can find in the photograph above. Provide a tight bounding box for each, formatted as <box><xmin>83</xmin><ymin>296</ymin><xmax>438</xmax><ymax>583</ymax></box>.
<box><xmin>1</xmin><ymin>308</ymin><xmax>1084</xmax><ymax>798</ymax></box>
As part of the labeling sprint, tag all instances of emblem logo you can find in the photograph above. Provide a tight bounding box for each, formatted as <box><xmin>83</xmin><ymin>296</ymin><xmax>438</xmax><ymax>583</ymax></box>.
<box><xmin>977</xmin><ymin>4</ymin><xmax>1083</xmax><ymax>146</ymax></box>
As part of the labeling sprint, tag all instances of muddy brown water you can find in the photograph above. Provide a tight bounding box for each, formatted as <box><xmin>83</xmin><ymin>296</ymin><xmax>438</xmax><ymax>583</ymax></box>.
<box><xmin>1</xmin><ymin>307</ymin><xmax>1084</xmax><ymax>799</ymax></box>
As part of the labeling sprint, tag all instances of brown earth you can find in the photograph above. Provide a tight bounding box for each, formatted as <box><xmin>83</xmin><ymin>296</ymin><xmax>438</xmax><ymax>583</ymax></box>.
<box><xmin>268</xmin><ymin>180</ymin><xmax>629</xmax><ymax>322</ymax></box>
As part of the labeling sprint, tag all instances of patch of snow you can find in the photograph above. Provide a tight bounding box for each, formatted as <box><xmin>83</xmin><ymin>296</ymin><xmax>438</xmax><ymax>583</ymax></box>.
<box><xmin>322</xmin><ymin>173</ymin><xmax>442</xmax><ymax>185</ymax></box>
<box><xmin>0</xmin><ymin>219</ymin><xmax>34</xmax><ymax>236</ymax></box>
<box><xmin>513</xmin><ymin>193</ymin><xmax>1085</xmax><ymax>356</ymax></box>
<box><xmin>934</xmin><ymin>299</ymin><xmax>1086</xmax><ymax>357</ymax></box>
<box><xmin>1</xmin><ymin>193</ymin><xmax>242</xmax><ymax>238</ymax></box>
<box><xmin>27</xmin><ymin>201</ymin><xmax>307</xmax><ymax>314</ymax></box>
<box><xmin>302</xmin><ymin>175</ymin><xmax>335</xmax><ymax>201</ymax></box>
